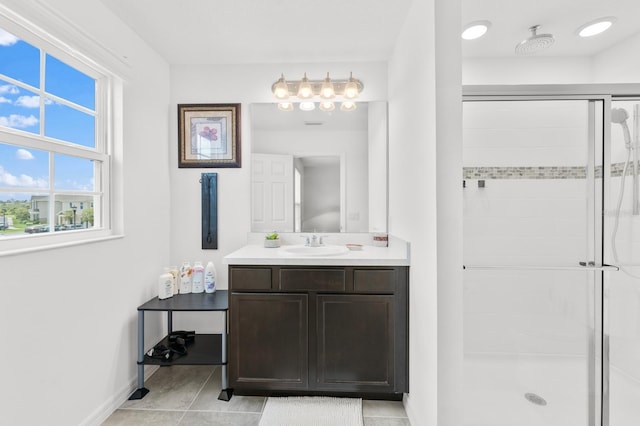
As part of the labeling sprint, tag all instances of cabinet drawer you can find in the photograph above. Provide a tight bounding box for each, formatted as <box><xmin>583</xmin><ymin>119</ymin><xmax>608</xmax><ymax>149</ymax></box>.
<box><xmin>230</xmin><ymin>267</ymin><xmax>272</xmax><ymax>290</ymax></box>
<box><xmin>353</xmin><ymin>269</ymin><xmax>396</xmax><ymax>293</ymax></box>
<box><xmin>280</xmin><ymin>269</ymin><xmax>346</xmax><ymax>292</ymax></box>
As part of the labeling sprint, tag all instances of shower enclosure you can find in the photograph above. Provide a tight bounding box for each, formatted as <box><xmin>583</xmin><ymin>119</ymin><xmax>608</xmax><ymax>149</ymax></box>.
<box><xmin>462</xmin><ymin>86</ymin><xmax>640</xmax><ymax>426</ymax></box>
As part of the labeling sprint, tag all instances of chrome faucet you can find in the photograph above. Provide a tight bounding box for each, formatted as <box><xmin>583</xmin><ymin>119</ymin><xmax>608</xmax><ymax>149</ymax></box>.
<box><xmin>301</xmin><ymin>234</ymin><xmax>323</xmax><ymax>247</ymax></box>
<box><xmin>300</xmin><ymin>234</ymin><xmax>326</xmax><ymax>247</ymax></box>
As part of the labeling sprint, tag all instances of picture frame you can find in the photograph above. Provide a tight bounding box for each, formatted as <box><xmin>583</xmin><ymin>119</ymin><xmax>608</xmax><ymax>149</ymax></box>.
<box><xmin>178</xmin><ymin>103</ymin><xmax>241</xmax><ymax>168</ymax></box>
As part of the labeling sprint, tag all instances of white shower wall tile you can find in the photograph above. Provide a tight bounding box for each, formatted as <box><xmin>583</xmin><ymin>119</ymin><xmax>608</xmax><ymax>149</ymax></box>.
<box><xmin>463</xmin><ymin>100</ymin><xmax>588</xmax><ymax>130</ymax></box>
<box><xmin>464</xmin><ymin>270</ymin><xmax>589</xmax><ymax>355</ymax></box>
<box><xmin>464</xmin><ymin>179</ymin><xmax>587</xmax><ymax>266</ymax></box>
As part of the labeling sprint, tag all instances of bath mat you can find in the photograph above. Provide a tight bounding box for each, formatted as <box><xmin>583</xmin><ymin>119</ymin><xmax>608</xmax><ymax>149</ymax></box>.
<box><xmin>259</xmin><ymin>396</ymin><xmax>363</xmax><ymax>426</ymax></box>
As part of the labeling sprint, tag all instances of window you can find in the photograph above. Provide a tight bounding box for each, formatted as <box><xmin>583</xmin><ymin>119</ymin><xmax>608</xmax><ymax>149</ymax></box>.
<box><xmin>0</xmin><ymin>14</ymin><xmax>119</xmax><ymax>253</ymax></box>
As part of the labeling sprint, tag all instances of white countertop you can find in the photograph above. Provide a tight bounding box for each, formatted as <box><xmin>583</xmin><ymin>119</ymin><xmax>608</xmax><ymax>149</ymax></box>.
<box><xmin>223</xmin><ymin>234</ymin><xmax>410</xmax><ymax>266</ymax></box>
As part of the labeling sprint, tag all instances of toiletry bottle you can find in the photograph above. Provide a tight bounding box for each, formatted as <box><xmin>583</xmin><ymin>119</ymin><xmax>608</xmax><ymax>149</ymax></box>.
<box><xmin>179</xmin><ymin>261</ymin><xmax>192</xmax><ymax>294</ymax></box>
<box><xmin>168</xmin><ymin>265</ymin><xmax>179</xmax><ymax>295</ymax></box>
<box><xmin>192</xmin><ymin>261</ymin><xmax>205</xmax><ymax>293</ymax></box>
<box><xmin>158</xmin><ymin>270</ymin><xmax>174</xmax><ymax>300</ymax></box>
<box><xmin>204</xmin><ymin>261</ymin><xmax>216</xmax><ymax>293</ymax></box>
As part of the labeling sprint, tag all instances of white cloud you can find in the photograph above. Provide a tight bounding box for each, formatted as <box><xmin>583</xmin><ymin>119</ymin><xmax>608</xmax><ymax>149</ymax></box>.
<box><xmin>0</xmin><ymin>114</ymin><xmax>38</xmax><ymax>128</ymax></box>
<box><xmin>15</xmin><ymin>149</ymin><xmax>34</xmax><ymax>160</ymax></box>
<box><xmin>0</xmin><ymin>97</ymin><xmax>11</xmax><ymax>104</ymax></box>
<box><xmin>0</xmin><ymin>85</ymin><xmax>19</xmax><ymax>95</ymax></box>
<box><xmin>15</xmin><ymin>96</ymin><xmax>40</xmax><ymax>108</ymax></box>
<box><xmin>0</xmin><ymin>166</ymin><xmax>48</xmax><ymax>188</ymax></box>
<box><xmin>0</xmin><ymin>29</ymin><xmax>19</xmax><ymax>46</ymax></box>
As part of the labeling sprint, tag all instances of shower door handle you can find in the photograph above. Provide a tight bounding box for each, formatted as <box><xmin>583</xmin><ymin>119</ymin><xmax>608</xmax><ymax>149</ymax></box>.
<box><xmin>578</xmin><ymin>261</ymin><xmax>620</xmax><ymax>271</ymax></box>
<box><xmin>464</xmin><ymin>263</ymin><xmax>619</xmax><ymax>271</ymax></box>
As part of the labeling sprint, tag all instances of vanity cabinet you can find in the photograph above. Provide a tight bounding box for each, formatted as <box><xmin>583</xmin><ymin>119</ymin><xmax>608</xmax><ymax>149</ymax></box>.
<box><xmin>228</xmin><ymin>265</ymin><xmax>408</xmax><ymax>398</ymax></box>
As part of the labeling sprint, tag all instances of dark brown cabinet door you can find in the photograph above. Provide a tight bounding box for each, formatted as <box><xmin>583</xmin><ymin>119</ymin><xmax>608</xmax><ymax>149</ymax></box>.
<box><xmin>229</xmin><ymin>293</ymin><xmax>308</xmax><ymax>390</ymax></box>
<box><xmin>315</xmin><ymin>294</ymin><xmax>395</xmax><ymax>392</ymax></box>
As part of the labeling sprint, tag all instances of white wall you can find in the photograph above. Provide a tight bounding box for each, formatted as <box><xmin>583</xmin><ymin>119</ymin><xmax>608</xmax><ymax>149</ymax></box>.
<box><xmin>0</xmin><ymin>1</ymin><xmax>172</xmax><ymax>425</ymax></box>
<box><xmin>593</xmin><ymin>32</ymin><xmax>640</xmax><ymax>83</ymax></box>
<box><xmin>388</xmin><ymin>0</ymin><xmax>462</xmax><ymax>424</ymax></box>
<box><xmin>169</xmin><ymin>62</ymin><xmax>386</xmax><ymax>331</ymax></box>
<box><xmin>463</xmin><ymin>57</ymin><xmax>593</xmax><ymax>85</ymax></box>
<box><xmin>368</xmin><ymin>101</ymin><xmax>388</xmax><ymax>233</ymax></box>
<box><xmin>301</xmin><ymin>161</ymin><xmax>341</xmax><ymax>232</ymax></box>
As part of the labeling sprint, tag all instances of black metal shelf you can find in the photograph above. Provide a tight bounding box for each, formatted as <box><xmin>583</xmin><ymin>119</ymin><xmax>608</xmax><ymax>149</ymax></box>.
<box><xmin>129</xmin><ymin>291</ymin><xmax>232</xmax><ymax>401</ymax></box>
<box><xmin>141</xmin><ymin>334</ymin><xmax>224</xmax><ymax>366</ymax></box>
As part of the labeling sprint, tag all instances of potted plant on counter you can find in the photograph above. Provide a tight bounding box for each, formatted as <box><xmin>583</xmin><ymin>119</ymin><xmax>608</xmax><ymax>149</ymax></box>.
<box><xmin>264</xmin><ymin>232</ymin><xmax>280</xmax><ymax>248</ymax></box>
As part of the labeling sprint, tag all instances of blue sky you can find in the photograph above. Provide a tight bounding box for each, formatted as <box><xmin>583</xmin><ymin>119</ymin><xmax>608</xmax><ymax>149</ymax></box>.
<box><xmin>0</xmin><ymin>27</ymin><xmax>95</xmax><ymax>201</ymax></box>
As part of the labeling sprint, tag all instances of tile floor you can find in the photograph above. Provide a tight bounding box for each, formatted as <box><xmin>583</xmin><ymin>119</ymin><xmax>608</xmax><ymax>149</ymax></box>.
<box><xmin>103</xmin><ymin>365</ymin><xmax>411</xmax><ymax>425</ymax></box>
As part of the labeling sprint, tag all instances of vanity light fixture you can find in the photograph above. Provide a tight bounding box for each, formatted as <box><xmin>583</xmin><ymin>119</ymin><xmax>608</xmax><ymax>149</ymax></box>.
<box><xmin>299</xmin><ymin>101</ymin><xmax>315</xmax><ymax>111</ymax></box>
<box><xmin>319</xmin><ymin>100</ymin><xmax>335</xmax><ymax>112</ymax></box>
<box><xmin>462</xmin><ymin>20</ymin><xmax>492</xmax><ymax>40</ymax></box>
<box><xmin>576</xmin><ymin>17</ymin><xmax>617</xmax><ymax>37</ymax></box>
<box><xmin>340</xmin><ymin>101</ymin><xmax>357</xmax><ymax>112</ymax></box>
<box><xmin>273</xmin><ymin>74</ymin><xmax>289</xmax><ymax>100</ymax></box>
<box><xmin>297</xmin><ymin>73</ymin><xmax>314</xmax><ymax>99</ymax></box>
<box><xmin>277</xmin><ymin>102</ymin><xmax>294</xmax><ymax>112</ymax></box>
<box><xmin>272</xmin><ymin>72</ymin><xmax>363</xmax><ymax>112</ymax></box>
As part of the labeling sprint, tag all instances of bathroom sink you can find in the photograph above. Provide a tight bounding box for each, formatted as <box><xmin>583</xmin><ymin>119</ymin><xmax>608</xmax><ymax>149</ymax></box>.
<box><xmin>279</xmin><ymin>244</ymin><xmax>349</xmax><ymax>256</ymax></box>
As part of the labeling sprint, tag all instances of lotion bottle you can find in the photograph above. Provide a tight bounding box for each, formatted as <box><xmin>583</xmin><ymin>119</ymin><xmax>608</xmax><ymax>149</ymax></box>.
<box><xmin>158</xmin><ymin>270</ymin><xmax>174</xmax><ymax>300</ymax></box>
<box><xmin>204</xmin><ymin>261</ymin><xmax>216</xmax><ymax>293</ymax></box>
<box><xmin>179</xmin><ymin>261</ymin><xmax>192</xmax><ymax>294</ymax></box>
<box><xmin>192</xmin><ymin>261</ymin><xmax>205</xmax><ymax>293</ymax></box>
<box><xmin>168</xmin><ymin>265</ymin><xmax>179</xmax><ymax>295</ymax></box>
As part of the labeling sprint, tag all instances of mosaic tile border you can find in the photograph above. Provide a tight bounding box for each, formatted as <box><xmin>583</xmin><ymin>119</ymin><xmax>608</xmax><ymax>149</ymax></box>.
<box><xmin>463</xmin><ymin>162</ymin><xmax>639</xmax><ymax>179</ymax></box>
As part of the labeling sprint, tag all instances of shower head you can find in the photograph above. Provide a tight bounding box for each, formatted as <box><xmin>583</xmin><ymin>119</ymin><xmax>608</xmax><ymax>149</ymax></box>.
<box><xmin>611</xmin><ymin>107</ymin><xmax>629</xmax><ymax>124</ymax></box>
<box><xmin>611</xmin><ymin>108</ymin><xmax>632</xmax><ymax>148</ymax></box>
<box><xmin>515</xmin><ymin>25</ymin><xmax>555</xmax><ymax>55</ymax></box>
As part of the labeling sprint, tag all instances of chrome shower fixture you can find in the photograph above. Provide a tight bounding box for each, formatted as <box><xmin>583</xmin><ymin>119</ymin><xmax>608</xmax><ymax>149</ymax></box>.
<box><xmin>611</xmin><ymin>107</ymin><xmax>632</xmax><ymax>148</ymax></box>
<box><xmin>515</xmin><ymin>25</ymin><xmax>555</xmax><ymax>55</ymax></box>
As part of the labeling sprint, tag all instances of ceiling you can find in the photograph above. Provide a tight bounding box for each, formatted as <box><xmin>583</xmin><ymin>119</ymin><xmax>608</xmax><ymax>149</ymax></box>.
<box><xmin>98</xmin><ymin>0</ymin><xmax>412</xmax><ymax>64</ymax></box>
<box><xmin>462</xmin><ymin>0</ymin><xmax>640</xmax><ymax>58</ymax></box>
<box><xmin>98</xmin><ymin>0</ymin><xmax>640</xmax><ymax>64</ymax></box>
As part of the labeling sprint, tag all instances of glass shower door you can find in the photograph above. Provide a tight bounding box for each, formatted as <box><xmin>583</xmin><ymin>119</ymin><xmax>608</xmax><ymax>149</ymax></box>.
<box><xmin>606</xmin><ymin>98</ymin><xmax>640</xmax><ymax>426</ymax></box>
<box><xmin>462</xmin><ymin>98</ymin><xmax>606</xmax><ymax>426</ymax></box>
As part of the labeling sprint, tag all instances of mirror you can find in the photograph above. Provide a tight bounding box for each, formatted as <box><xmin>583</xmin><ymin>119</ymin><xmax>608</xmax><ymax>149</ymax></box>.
<box><xmin>250</xmin><ymin>101</ymin><xmax>388</xmax><ymax>233</ymax></box>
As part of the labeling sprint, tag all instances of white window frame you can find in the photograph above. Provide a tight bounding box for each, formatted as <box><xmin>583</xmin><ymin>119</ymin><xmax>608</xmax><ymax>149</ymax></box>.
<box><xmin>0</xmin><ymin>6</ymin><xmax>124</xmax><ymax>256</ymax></box>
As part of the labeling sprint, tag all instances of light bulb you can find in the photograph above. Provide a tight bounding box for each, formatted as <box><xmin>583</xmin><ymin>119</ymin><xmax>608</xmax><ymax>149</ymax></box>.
<box><xmin>577</xmin><ymin>17</ymin><xmax>616</xmax><ymax>37</ymax></box>
<box><xmin>461</xmin><ymin>21</ymin><xmax>492</xmax><ymax>40</ymax></box>
<box><xmin>340</xmin><ymin>101</ymin><xmax>357</xmax><ymax>112</ymax></box>
<box><xmin>343</xmin><ymin>71</ymin><xmax>359</xmax><ymax>99</ymax></box>
<box><xmin>278</xmin><ymin>102</ymin><xmax>294</xmax><ymax>112</ymax></box>
<box><xmin>319</xmin><ymin>100</ymin><xmax>335</xmax><ymax>111</ymax></box>
<box><xmin>299</xmin><ymin>101</ymin><xmax>315</xmax><ymax>111</ymax></box>
<box><xmin>320</xmin><ymin>72</ymin><xmax>335</xmax><ymax>99</ymax></box>
<box><xmin>297</xmin><ymin>73</ymin><xmax>314</xmax><ymax>99</ymax></box>
<box><xmin>273</xmin><ymin>73</ymin><xmax>289</xmax><ymax>100</ymax></box>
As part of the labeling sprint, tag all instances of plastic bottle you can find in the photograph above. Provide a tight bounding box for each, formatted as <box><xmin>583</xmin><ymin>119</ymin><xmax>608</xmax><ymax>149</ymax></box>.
<box><xmin>204</xmin><ymin>261</ymin><xmax>216</xmax><ymax>293</ymax></box>
<box><xmin>179</xmin><ymin>261</ymin><xmax>192</xmax><ymax>294</ymax></box>
<box><xmin>168</xmin><ymin>265</ymin><xmax>179</xmax><ymax>295</ymax></box>
<box><xmin>158</xmin><ymin>270</ymin><xmax>174</xmax><ymax>300</ymax></box>
<box><xmin>192</xmin><ymin>261</ymin><xmax>205</xmax><ymax>293</ymax></box>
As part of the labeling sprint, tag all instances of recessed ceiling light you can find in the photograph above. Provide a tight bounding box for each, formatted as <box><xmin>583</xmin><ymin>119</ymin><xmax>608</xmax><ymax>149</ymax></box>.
<box><xmin>462</xmin><ymin>20</ymin><xmax>492</xmax><ymax>40</ymax></box>
<box><xmin>576</xmin><ymin>17</ymin><xmax>617</xmax><ymax>37</ymax></box>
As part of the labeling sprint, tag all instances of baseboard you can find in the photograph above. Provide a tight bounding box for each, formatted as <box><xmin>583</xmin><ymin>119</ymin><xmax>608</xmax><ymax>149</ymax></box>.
<box><xmin>79</xmin><ymin>365</ymin><xmax>160</xmax><ymax>426</ymax></box>
<box><xmin>402</xmin><ymin>393</ymin><xmax>418</xmax><ymax>425</ymax></box>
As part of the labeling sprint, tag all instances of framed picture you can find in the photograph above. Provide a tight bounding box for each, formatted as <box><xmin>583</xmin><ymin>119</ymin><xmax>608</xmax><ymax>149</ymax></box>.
<box><xmin>178</xmin><ymin>103</ymin><xmax>241</xmax><ymax>168</ymax></box>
